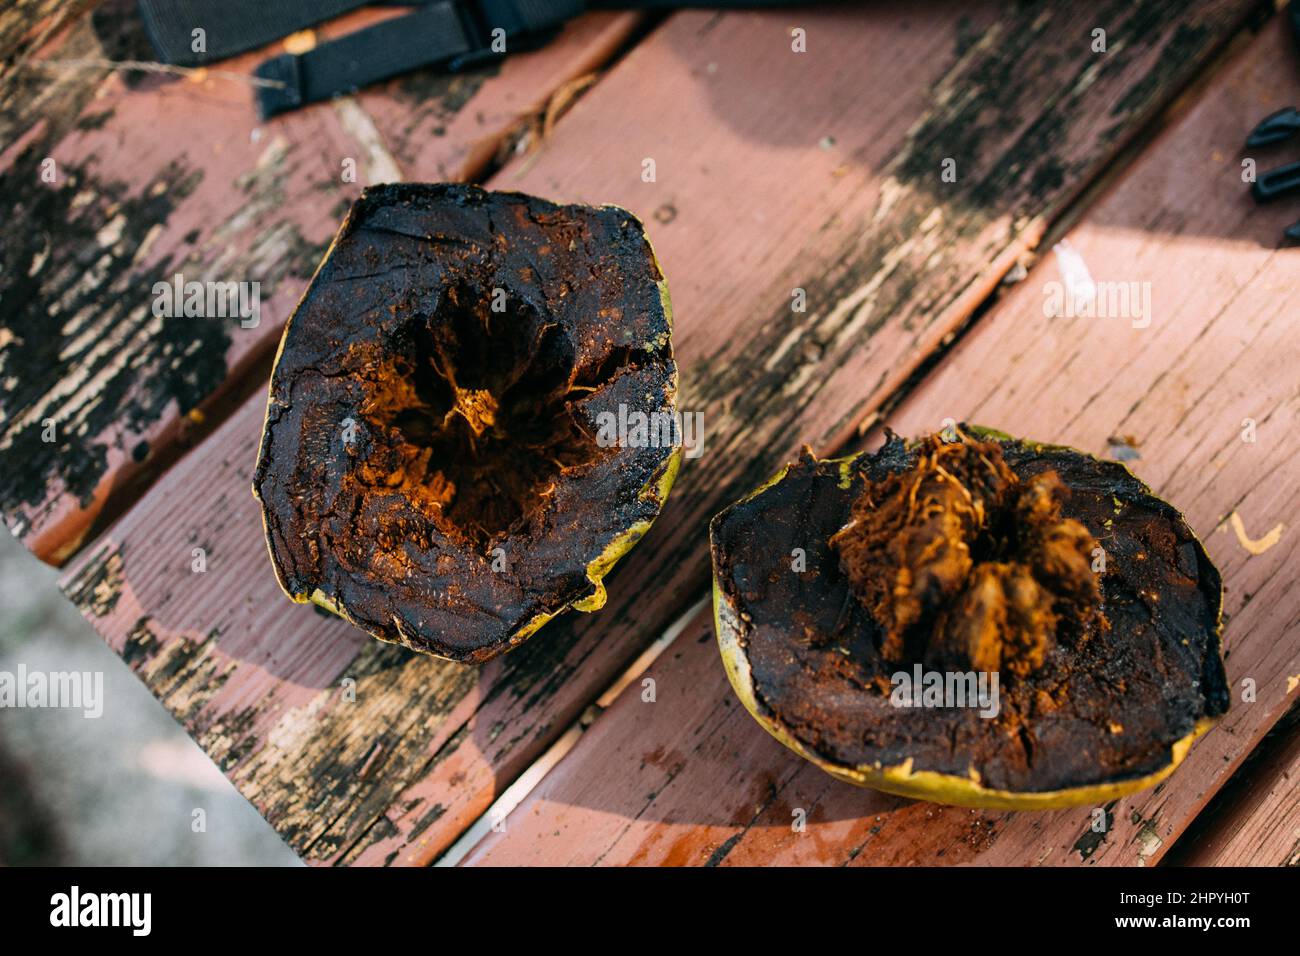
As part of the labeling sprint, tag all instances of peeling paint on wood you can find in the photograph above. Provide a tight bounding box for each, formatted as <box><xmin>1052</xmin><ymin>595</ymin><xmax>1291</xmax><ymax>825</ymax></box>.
<box><xmin>2</xmin><ymin>7</ymin><xmax>363</xmax><ymax>564</ymax></box>
<box><xmin>60</xmin><ymin>544</ymin><xmax>123</xmax><ymax>616</ymax></box>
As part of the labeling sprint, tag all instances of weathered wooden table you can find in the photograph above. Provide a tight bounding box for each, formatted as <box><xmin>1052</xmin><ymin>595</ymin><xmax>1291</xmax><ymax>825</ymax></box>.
<box><xmin>6</xmin><ymin>0</ymin><xmax>1298</xmax><ymax>866</ymax></box>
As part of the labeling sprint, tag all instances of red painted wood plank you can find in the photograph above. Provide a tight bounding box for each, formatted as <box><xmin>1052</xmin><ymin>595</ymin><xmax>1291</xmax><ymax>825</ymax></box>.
<box><xmin>59</xmin><ymin>0</ymin><xmax>1260</xmax><ymax>865</ymax></box>
<box><xmin>463</xmin><ymin>15</ymin><xmax>1300</xmax><ymax>866</ymax></box>
<box><xmin>1166</xmin><ymin>705</ymin><xmax>1300</xmax><ymax>866</ymax></box>
<box><xmin>354</xmin><ymin>12</ymin><xmax>641</xmax><ymax>184</ymax></box>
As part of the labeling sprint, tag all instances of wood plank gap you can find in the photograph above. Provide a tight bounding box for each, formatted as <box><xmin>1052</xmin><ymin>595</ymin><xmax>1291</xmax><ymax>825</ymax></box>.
<box><xmin>1162</xmin><ymin>699</ymin><xmax>1300</xmax><ymax>866</ymax></box>
<box><xmin>435</xmin><ymin>592</ymin><xmax>710</xmax><ymax>867</ymax></box>
<box><xmin>1036</xmin><ymin>1</ymin><xmax>1277</xmax><ymax>255</ymax></box>
<box><xmin>860</xmin><ymin>2</ymin><xmax>1279</xmax><ymax>449</ymax></box>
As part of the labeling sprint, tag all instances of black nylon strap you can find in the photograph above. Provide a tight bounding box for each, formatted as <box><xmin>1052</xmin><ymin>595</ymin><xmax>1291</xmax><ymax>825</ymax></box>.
<box><xmin>255</xmin><ymin>0</ymin><xmax>584</xmax><ymax>118</ymax></box>
<box><xmin>137</xmin><ymin>0</ymin><xmax>373</xmax><ymax>66</ymax></box>
<box><xmin>482</xmin><ymin>0</ymin><xmax>586</xmax><ymax>33</ymax></box>
<box><xmin>256</xmin><ymin>2</ymin><xmax>476</xmax><ymax>117</ymax></box>
<box><xmin>138</xmin><ymin>0</ymin><xmax>819</xmax><ymax>119</ymax></box>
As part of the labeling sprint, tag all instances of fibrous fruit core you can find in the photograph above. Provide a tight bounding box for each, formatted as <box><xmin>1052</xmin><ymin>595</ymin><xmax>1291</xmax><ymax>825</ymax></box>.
<box><xmin>356</xmin><ymin>280</ymin><xmax>609</xmax><ymax>549</ymax></box>
<box><xmin>829</xmin><ymin>432</ymin><xmax>1102</xmax><ymax>678</ymax></box>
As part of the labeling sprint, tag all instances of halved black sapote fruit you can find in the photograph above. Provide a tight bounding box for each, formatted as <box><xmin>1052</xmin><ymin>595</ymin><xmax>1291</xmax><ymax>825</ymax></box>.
<box><xmin>710</xmin><ymin>426</ymin><xmax>1228</xmax><ymax>809</ymax></box>
<box><xmin>253</xmin><ymin>183</ymin><xmax>680</xmax><ymax>663</ymax></box>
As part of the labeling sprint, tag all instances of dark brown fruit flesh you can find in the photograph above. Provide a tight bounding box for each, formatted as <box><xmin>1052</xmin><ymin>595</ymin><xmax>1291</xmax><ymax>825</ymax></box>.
<box><xmin>253</xmin><ymin>184</ymin><xmax>679</xmax><ymax>663</ymax></box>
<box><xmin>710</xmin><ymin>428</ymin><xmax>1228</xmax><ymax>806</ymax></box>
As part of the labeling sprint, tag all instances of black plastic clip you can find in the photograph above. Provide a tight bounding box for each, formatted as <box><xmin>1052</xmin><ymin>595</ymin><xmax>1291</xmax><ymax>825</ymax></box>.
<box><xmin>1245</xmin><ymin>0</ymin><xmax>1300</xmax><ymax>239</ymax></box>
<box><xmin>1246</xmin><ymin>106</ymin><xmax>1300</xmax><ymax>148</ymax></box>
